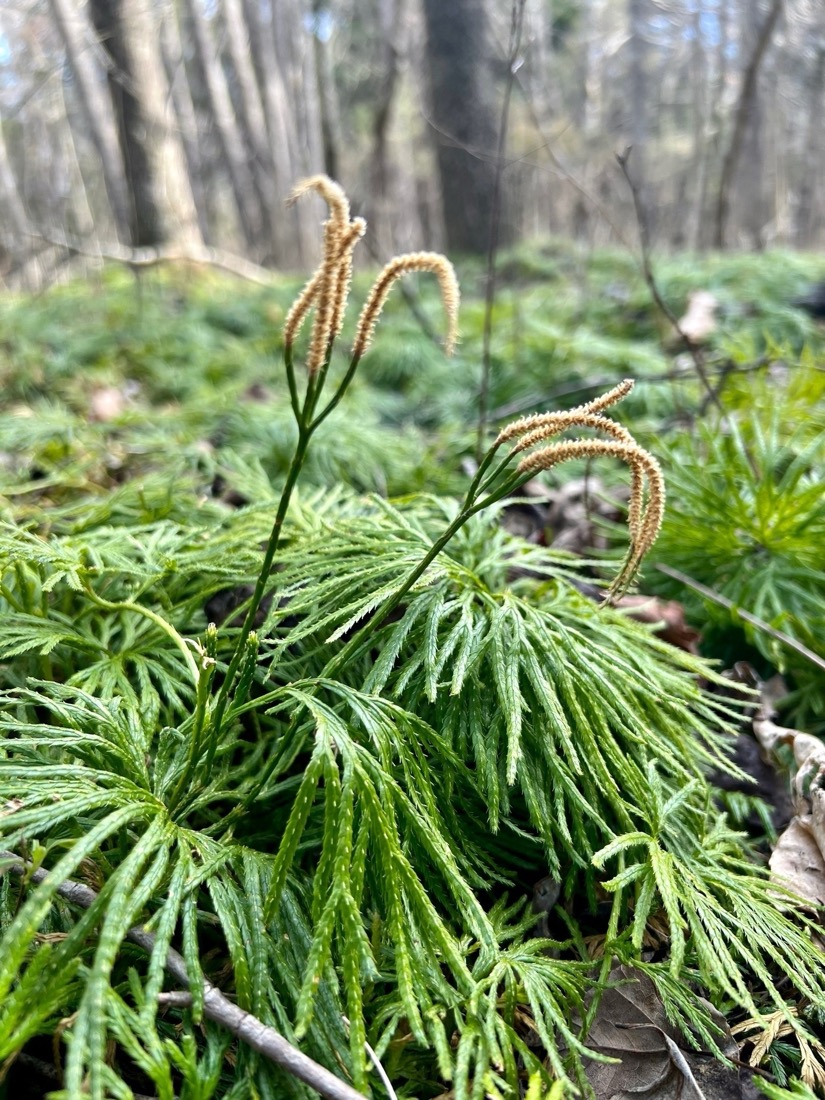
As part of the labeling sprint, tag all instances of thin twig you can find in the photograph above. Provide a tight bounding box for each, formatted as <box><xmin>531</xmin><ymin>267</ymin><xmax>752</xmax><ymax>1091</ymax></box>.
<box><xmin>488</xmin><ymin>356</ymin><xmax>776</xmax><ymax>422</ymax></box>
<box><xmin>656</xmin><ymin>564</ymin><xmax>825</xmax><ymax>675</ymax></box>
<box><xmin>615</xmin><ymin>148</ymin><xmax>724</xmax><ymax>418</ymax></box>
<box><xmin>476</xmin><ymin>0</ymin><xmax>527</xmax><ymax>462</ymax></box>
<box><xmin>342</xmin><ymin>1016</ymin><xmax>397</xmax><ymax>1099</ymax></box>
<box><xmin>511</xmin><ymin>74</ymin><xmax>637</xmax><ymax>251</ymax></box>
<box><xmin>0</xmin><ymin>853</ymin><xmax>368</xmax><ymax>1100</ymax></box>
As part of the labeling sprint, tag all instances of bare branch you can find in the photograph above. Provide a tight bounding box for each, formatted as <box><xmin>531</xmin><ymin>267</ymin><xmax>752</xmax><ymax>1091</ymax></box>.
<box><xmin>25</xmin><ymin>228</ymin><xmax>274</xmax><ymax>287</ymax></box>
<box><xmin>656</xmin><ymin>564</ymin><xmax>825</xmax><ymax>676</ymax></box>
<box><xmin>615</xmin><ymin>147</ymin><xmax>724</xmax><ymax>419</ymax></box>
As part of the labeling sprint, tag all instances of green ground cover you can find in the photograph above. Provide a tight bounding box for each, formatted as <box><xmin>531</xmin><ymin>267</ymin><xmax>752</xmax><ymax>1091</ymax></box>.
<box><xmin>0</xmin><ymin>239</ymin><xmax>823</xmax><ymax>1099</ymax></box>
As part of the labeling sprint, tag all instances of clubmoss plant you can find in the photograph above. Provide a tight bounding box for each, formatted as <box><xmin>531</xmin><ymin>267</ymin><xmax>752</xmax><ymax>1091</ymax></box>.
<box><xmin>2</xmin><ymin>181</ymin><xmax>825</xmax><ymax>1099</ymax></box>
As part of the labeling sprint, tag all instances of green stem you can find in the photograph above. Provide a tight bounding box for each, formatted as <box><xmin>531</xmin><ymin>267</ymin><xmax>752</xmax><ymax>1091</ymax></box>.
<box><xmin>232</xmin><ymin>460</ymin><xmax>527</xmax><ymax>813</ymax></box>
<box><xmin>0</xmin><ymin>584</ymin><xmax>26</xmax><ymax>614</ymax></box>
<box><xmin>210</xmin><ymin>427</ymin><xmax>312</xmax><ymax>738</ymax></box>
<box><xmin>319</xmin><ymin>467</ymin><xmax>525</xmax><ymax>682</ymax></box>
<box><xmin>167</xmin><ymin>658</ymin><xmax>215</xmax><ymax>814</ymax></box>
<box><xmin>579</xmin><ymin>854</ymin><xmax>625</xmax><ymax>1042</ymax></box>
<box><xmin>312</xmin><ymin>355</ymin><xmax>362</xmax><ymax>430</ymax></box>
<box><xmin>284</xmin><ymin>344</ymin><xmax>302</xmax><ymax>421</ymax></box>
<box><xmin>84</xmin><ymin>588</ymin><xmax>199</xmax><ymax>687</ymax></box>
<box><xmin>211</xmin><ymin>348</ymin><xmax>364</xmax><ymax>737</ymax></box>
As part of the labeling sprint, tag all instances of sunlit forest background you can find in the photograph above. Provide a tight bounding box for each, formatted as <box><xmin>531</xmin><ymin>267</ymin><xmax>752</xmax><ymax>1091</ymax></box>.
<box><xmin>0</xmin><ymin>0</ymin><xmax>822</xmax><ymax>286</ymax></box>
<box><xmin>3</xmin><ymin>4</ymin><xmax>825</xmax><ymax>1099</ymax></box>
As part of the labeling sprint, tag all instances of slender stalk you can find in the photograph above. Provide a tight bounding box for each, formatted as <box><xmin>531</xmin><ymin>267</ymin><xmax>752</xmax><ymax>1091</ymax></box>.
<box><xmin>578</xmin><ymin>854</ymin><xmax>625</xmax><ymax>1042</ymax></box>
<box><xmin>224</xmin><ymin>484</ymin><xmax>510</xmax><ymax>820</ymax></box>
<box><xmin>210</xmin><ymin>427</ymin><xmax>312</xmax><ymax>738</ymax></box>
<box><xmin>167</xmin><ymin>654</ymin><xmax>216</xmax><ymax>814</ymax></box>
<box><xmin>312</xmin><ymin>354</ymin><xmax>362</xmax><ymax>429</ymax></box>
<box><xmin>476</xmin><ymin>0</ymin><xmax>527</xmax><ymax>462</ymax></box>
<box><xmin>284</xmin><ymin>344</ymin><xmax>302</xmax><ymax>420</ymax></box>
<box><xmin>657</xmin><ymin>563</ymin><xmax>825</xmax><ymax>675</ymax></box>
<box><xmin>84</xmin><ymin>588</ymin><xmax>199</xmax><ymax>686</ymax></box>
<box><xmin>320</xmin><ymin>468</ymin><xmax>525</xmax><ymax>681</ymax></box>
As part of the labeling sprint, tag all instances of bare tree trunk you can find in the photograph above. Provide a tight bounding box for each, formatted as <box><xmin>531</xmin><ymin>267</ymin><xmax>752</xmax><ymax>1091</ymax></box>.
<box><xmin>241</xmin><ymin>0</ymin><xmax>314</xmax><ymax>262</ymax></box>
<box><xmin>49</xmin><ymin>0</ymin><xmax>130</xmax><ymax>241</ymax></box>
<box><xmin>57</xmin><ymin>75</ymin><xmax>97</xmax><ymax>242</ymax></box>
<box><xmin>159</xmin><ymin>6</ymin><xmax>212</xmax><ymax>245</ymax></box>
<box><xmin>627</xmin><ymin>0</ymin><xmax>650</xmax><ymax>236</ymax></box>
<box><xmin>88</xmin><ymin>0</ymin><xmax>201</xmax><ymax>247</ymax></box>
<box><xmin>420</xmin><ymin>0</ymin><xmax>498</xmax><ymax>253</ymax></box>
<box><xmin>271</xmin><ymin>0</ymin><xmax>326</xmax><ymax>261</ymax></box>
<box><xmin>221</xmin><ymin>0</ymin><xmax>283</xmax><ymax>258</ymax></box>
<box><xmin>310</xmin><ymin>0</ymin><xmax>343</xmax><ymax>181</ymax></box>
<box><xmin>0</xmin><ymin>107</ymin><xmax>35</xmax><ymax>286</ymax></box>
<box><xmin>712</xmin><ymin>0</ymin><xmax>783</xmax><ymax>249</ymax></box>
<box><xmin>687</xmin><ymin>3</ymin><xmax>709</xmax><ymax>250</ymax></box>
<box><xmin>368</xmin><ymin>0</ymin><xmax>405</xmax><ymax>249</ymax></box>
<box><xmin>181</xmin><ymin>0</ymin><xmax>267</xmax><ymax>254</ymax></box>
<box><xmin>795</xmin><ymin>39</ymin><xmax>825</xmax><ymax>244</ymax></box>
<box><xmin>273</xmin><ymin>0</ymin><xmax>325</xmax><ymax>182</ymax></box>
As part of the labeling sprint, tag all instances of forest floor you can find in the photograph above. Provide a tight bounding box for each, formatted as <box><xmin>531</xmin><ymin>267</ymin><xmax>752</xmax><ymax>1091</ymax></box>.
<box><xmin>0</xmin><ymin>242</ymin><xmax>824</xmax><ymax>1099</ymax></box>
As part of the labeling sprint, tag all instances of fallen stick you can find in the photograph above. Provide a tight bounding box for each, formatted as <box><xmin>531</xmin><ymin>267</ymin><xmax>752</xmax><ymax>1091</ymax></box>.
<box><xmin>656</xmin><ymin>564</ymin><xmax>825</xmax><ymax>675</ymax></box>
<box><xmin>0</xmin><ymin>851</ymin><xmax>367</xmax><ymax>1100</ymax></box>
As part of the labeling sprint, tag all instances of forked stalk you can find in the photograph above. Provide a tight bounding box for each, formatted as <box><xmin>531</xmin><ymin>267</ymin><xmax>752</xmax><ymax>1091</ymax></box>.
<box><xmin>210</xmin><ymin>178</ymin><xmax>664</xmax><ymax>819</ymax></box>
<box><xmin>209</xmin><ymin>177</ymin><xmax>459</xmax><ymax>746</ymax></box>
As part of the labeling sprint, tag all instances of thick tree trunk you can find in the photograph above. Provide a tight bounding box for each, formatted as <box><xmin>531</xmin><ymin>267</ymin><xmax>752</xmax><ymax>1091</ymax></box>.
<box><xmin>88</xmin><ymin>0</ymin><xmax>201</xmax><ymax>248</ymax></box>
<box><xmin>712</xmin><ymin>0</ymin><xmax>783</xmax><ymax>249</ymax></box>
<box><xmin>0</xmin><ymin>107</ymin><xmax>35</xmax><ymax>285</ymax></box>
<box><xmin>310</xmin><ymin>0</ymin><xmax>343</xmax><ymax>181</ymax></box>
<box><xmin>687</xmin><ymin>3</ymin><xmax>709</xmax><ymax>250</ymax></box>
<box><xmin>49</xmin><ymin>0</ymin><xmax>130</xmax><ymax>241</ymax></box>
<box><xmin>627</xmin><ymin>0</ymin><xmax>650</xmax><ymax>236</ymax></box>
<box><xmin>420</xmin><ymin>0</ymin><xmax>498</xmax><ymax>254</ymax></box>
<box><xmin>159</xmin><ymin>7</ymin><xmax>212</xmax><ymax>245</ymax></box>
<box><xmin>368</xmin><ymin>0</ymin><xmax>405</xmax><ymax>249</ymax></box>
<box><xmin>221</xmin><ymin>0</ymin><xmax>282</xmax><ymax>257</ymax></box>
<box><xmin>181</xmin><ymin>0</ymin><xmax>267</xmax><ymax>254</ymax></box>
<box><xmin>240</xmin><ymin>0</ymin><xmax>315</xmax><ymax>263</ymax></box>
<box><xmin>795</xmin><ymin>41</ymin><xmax>825</xmax><ymax>244</ymax></box>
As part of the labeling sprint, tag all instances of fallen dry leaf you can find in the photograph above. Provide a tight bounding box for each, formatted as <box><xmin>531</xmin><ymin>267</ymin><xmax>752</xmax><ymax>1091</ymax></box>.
<box><xmin>615</xmin><ymin>595</ymin><xmax>701</xmax><ymax>654</ymax></box>
<box><xmin>769</xmin><ymin>818</ymin><xmax>825</xmax><ymax>909</ymax></box>
<box><xmin>582</xmin><ymin>966</ymin><xmax>751</xmax><ymax>1100</ymax></box>
<box><xmin>749</xmin><ymin>681</ymin><xmax>825</xmax><ymax>915</ymax></box>
<box><xmin>675</xmin><ymin>290</ymin><xmax>718</xmax><ymax>346</ymax></box>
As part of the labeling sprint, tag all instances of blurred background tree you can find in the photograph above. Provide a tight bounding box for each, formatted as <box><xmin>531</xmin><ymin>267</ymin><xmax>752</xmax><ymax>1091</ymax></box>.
<box><xmin>0</xmin><ymin>0</ymin><xmax>823</xmax><ymax>285</ymax></box>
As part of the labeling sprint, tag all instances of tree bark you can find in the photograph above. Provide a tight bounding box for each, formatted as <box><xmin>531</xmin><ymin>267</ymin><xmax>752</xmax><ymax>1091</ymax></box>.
<box><xmin>795</xmin><ymin>39</ymin><xmax>825</xmax><ymax>244</ymax></box>
<box><xmin>159</xmin><ymin>6</ymin><xmax>212</xmax><ymax>245</ymax></box>
<box><xmin>271</xmin><ymin>0</ymin><xmax>327</xmax><ymax>261</ymax></box>
<box><xmin>88</xmin><ymin>0</ymin><xmax>201</xmax><ymax>248</ymax></box>
<box><xmin>0</xmin><ymin>106</ymin><xmax>36</xmax><ymax>286</ymax></box>
<box><xmin>368</xmin><ymin>0</ymin><xmax>405</xmax><ymax>249</ymax></box>
<box><xmin>220</xmin><ymin>0</ymin><xmax>283</xmax><ymax>258</ymax></box>
<box><xmin>420</xmin><ymin>0</ymin><xmax>498</xmax><ymax>254</ymax></box>
<box><xmin>310</xmin><ymin>0</ymin><xmax>343</xmax><ymax>181</ymax></box>
<box><xmin>240</xmin><ymin>0</ymin><xmax>315</xmax><ymax>263</ymax></box>
<box><xmin>181</xmin><ymin>0</ymin><xmax>267</xmax><ymax>254</ymax></box>
<box><xmin>712</xmin><ymin>0</ymin><xmax>784</xmax><ymax>249</ymax></box>
<box><xmin>49</xmin><ymin>0</ymin><xmax>130</xmax><ymax>241</ymax></box>
<box><xmin>627</xmin><ymin>0</ymin><xmax>650</xmax><ymax>237</ymax></box>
